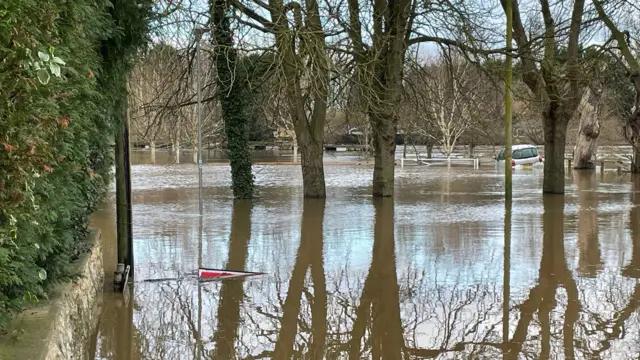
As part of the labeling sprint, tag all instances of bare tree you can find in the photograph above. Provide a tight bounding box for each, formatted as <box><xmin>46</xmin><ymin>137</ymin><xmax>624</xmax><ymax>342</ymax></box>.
<box><xmin>593</xmin><ymin>0</ymin><xmax>640</xmax><ymax>172</ymax></box>
<box><xmin>406</xmin><ymin>49</ymin><xmax>491</xmax><ymax>159</ymax></box>
<box><xmin>129</xmin><ymin>44</ymin><xmax>181</xmax><ymax>163</ymax></box>
<box><xmin>335</xmin><ymin>0</ymin><xmax>507</xmax><ymax>196</ymax></box>
<box><xmin>228</xmin><ymin>0</ymin><xmax>332</xmax><ymax>198</ymax></box>
<box><xmin>501</xmin><ymin>0</ymin><xmax>594</xmax><ymax>193</ymax></box>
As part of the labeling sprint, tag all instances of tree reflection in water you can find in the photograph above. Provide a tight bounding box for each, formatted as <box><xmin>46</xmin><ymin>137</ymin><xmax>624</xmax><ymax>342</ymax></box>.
<box><xmin>92</xmin><ymin>185</ymin><xmax>640</xmax><ymax>359</ymax></box>
<box><xmin>210</xmin><ymin>200</ymin><xmax>253</xmax><ymax>360</ymax></box>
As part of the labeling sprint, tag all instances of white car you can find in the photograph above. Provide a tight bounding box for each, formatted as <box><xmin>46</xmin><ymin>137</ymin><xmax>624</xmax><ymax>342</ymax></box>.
<box><xmin>495</xmin><ymin>144</ymin><xmax>543</xmax><ymax>168</ymax></box>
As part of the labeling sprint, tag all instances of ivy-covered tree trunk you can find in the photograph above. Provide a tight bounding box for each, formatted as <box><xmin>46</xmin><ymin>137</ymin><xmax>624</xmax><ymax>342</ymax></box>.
<box><xmin>210</xmin><ymin>0</ymin><xmax>254</xmax><ymax>199</ymax></box>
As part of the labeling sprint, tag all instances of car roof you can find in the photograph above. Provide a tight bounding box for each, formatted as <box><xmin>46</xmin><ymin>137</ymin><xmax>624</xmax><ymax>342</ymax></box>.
<box><xmin>510</xmin><ymin>144</ymin><xmax>537</xmax><ymax>150</ymax></box>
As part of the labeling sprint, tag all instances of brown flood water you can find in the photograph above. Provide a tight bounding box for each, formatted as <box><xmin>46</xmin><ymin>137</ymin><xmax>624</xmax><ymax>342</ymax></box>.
<box><xmin>89</xmin><ymin>157</ymin><xmax>640</xmax><ymax>359</ymax></box>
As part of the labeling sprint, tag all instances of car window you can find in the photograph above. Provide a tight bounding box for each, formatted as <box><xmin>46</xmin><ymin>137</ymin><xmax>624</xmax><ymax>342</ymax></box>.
<box><xmin>497</xmin><ymin>149</ymin><xmax>505</xmax><ymax>160</ymax></box>
<box><xmin>523</xmin><ymin>148</ymin><xmax>535</xmax><ymax>158</ymax></box>
<box><xmin>515</xmin><ymin>148</ymin><xmax>536</xmax><ymax>159</ymax></box>
<box><xmin>531</xmin><ymin>147</ymin><xmax>538</xmax><ymax>157</ymax></box>
<box><xmin>513</xmin><ymin>149</ymin><xmax>523</xmax><ymax>159</ymax></box>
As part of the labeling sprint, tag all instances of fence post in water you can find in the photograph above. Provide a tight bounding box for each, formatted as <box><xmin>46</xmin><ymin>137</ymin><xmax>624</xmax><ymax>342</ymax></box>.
<box><xmin>115</xmin><ymin>91</ymin><xmax>134</xmax><ymax>290</ymax></box>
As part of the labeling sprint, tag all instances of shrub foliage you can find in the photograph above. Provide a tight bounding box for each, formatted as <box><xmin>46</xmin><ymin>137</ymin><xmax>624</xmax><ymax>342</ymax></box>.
<box><xmin>0</xmin><ymin>0</ymin><xmax>151</xmax><ymax>330</ymax></box>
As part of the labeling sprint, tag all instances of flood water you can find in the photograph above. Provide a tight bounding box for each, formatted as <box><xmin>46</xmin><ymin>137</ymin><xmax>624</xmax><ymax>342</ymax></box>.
<box><xmin>89</xmin><ymin>153</ymin><xmax>640</xmax><ymax>359</ymax></box>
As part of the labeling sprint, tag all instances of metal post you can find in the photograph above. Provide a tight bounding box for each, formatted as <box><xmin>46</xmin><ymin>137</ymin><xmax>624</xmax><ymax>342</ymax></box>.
<box><xmin>504</xmin><ymin>0</ymin><xmax>513</xmax><ymax>202</ymax></box>
<box><xmin>195</xmin><ymin>29</ymin><xmax>208</xmax><ymax>218</ymax></box>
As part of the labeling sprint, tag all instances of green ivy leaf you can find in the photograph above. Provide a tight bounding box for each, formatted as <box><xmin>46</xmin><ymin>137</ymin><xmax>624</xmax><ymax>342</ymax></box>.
<box><xmin>36</xmin><ymin>69</ymin><xmax>50</xmax><ymax>84</ymax></box>
<box><xmin>50</xmin><ymin>63</ymin><xmax>61</xmax><ymax>77</ymax></box>
<box><xmin>37</xmin><ymin>51</ymin><xmax>49</xmax><ymax>62</ymax></box>
<box><xmin>52</xmin><ymin>56</ymin><xmax>66</xmax><ymax>65</ymax></box>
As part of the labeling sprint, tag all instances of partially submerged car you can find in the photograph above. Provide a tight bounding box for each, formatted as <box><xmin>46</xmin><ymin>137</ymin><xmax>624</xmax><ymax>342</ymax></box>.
<box><xmin>496</xmin><ymin>144</ymin><xmax>543</xmax><ymax>168</ymax></box>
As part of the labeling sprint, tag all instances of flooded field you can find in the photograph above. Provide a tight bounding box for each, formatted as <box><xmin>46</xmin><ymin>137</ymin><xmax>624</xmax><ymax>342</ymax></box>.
<box><xmin>89</xmin><ymin>155</ymin><xmax>640</xmax><ymax>359</ymax></box>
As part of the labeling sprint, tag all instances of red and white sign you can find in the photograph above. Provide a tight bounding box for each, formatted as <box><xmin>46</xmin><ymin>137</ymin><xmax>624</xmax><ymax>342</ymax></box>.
<box><xmin>198</xmin><ymin>267</ymin><xmax>263</xmax><ymax>280</ymax></box>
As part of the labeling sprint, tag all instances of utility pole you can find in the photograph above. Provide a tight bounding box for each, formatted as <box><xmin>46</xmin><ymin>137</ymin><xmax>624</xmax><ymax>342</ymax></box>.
<box><xmin>503</xmin><ymin>2</ymin><xmax>513</xmax><ymax>357</ymax></box>
<box><xmin>504</xmin><ymin>0</ymin><xmax>513</xmax><ymax>201</ymax></box>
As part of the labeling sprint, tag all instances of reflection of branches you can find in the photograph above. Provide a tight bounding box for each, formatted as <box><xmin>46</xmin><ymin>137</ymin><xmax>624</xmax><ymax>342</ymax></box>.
<box><xmin>349</xmin><ymin>199</ymin><xmax>404</xmax><ymax>359</ymax></box>
<box><xmin>273</xmin><ymin>199</ymin><xmax>326</xmax><ymax>359</ymax></box>
<box><xmin>242</xmin><ymin>200</ymin><xmax>327</xmax><ymax>360</ymax></box>
<box><xmin>404</xmin><ymin>50</ymin><xmax>494</xmax><ymax>157</ymax></box>
<box><xmin>211</xmin><ymin>200</ymin><xmax>253</xmax><ymax>360</ymax></box>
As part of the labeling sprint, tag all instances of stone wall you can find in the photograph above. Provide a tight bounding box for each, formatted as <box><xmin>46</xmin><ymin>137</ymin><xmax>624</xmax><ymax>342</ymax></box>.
<box><xmin>0</xmin><ymin>228</ymin><xmax>104</xmax><ymax>360</ymax></box>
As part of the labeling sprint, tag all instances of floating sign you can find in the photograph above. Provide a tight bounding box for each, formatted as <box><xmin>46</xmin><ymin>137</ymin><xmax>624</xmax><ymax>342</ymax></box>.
<box><xmin>198</xmin><ymin>267</ymin><xmax>264</xmax><ymax>281</ymax></box>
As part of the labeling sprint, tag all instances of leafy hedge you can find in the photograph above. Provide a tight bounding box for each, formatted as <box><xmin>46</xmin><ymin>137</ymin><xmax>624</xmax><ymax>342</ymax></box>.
<box><xmin>0</xmin><ymin>0</ymin><xmax>150</xmax><ymax>330</ymax></box>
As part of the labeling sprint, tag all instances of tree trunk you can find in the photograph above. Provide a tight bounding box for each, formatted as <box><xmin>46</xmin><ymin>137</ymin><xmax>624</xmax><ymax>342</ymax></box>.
<box><xmin>468</xmin><ymin>143</ymin><xmax>475</xmax><ymax>158</ymax></box>
<box><xmin>265</xmin><ymin>0</ymin><xmax>328</xmax><ymax>198</ymax></box>
<box><xmin>371</xmin><ymin>112</ymin><xmax>397</xmax><ymax>197</ymax></box>
<box><xmin>150</xmin><ymin>140</ymin><xmax>156</xmax><ymax>164</ymax></box>
<box><xmin>427</xmin><ymin>144</ymin><xmax>433</xmax><ymax>158</ymax></box>
<box><xmin>543</xmin><ymin>113</ymin><xmax>569</xmax><ymax>194</ymax></box>
<box><xmin>633</xmin><ymin>149</ymin><xmax>640</xmax><ymax>173</ymax></box>
<box><xmin>293</xmin><ymin>136</ymin><xmax>298</xmax><ymax>163</ymax></box>
<box><xmin>572</xmin><ymin>87</ymin><xmax>602</xmax><ymax>169</ymax></box>
<box><xmin>175</xmin><ymin>139</ymin><xmax>180</xmax><ymax>164</ymax></box>
<box><xmin>298</xmin><ymin>133</ymin><xmax>326</xmax><ymax>198</ymax></box>
<box><xmin>211</xmin><ymin>0</ymin><xmax>254</xmax><ymax>199</ymax></box>
<box><xmin>192</xmin><ymin>141</ymin><xmax>198</xmax><ymax>164</ymax></box>
<box><xmin>364</xmin><ymin>128</ymin><xmax>370</xmax><ymax>154</ymax></box>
